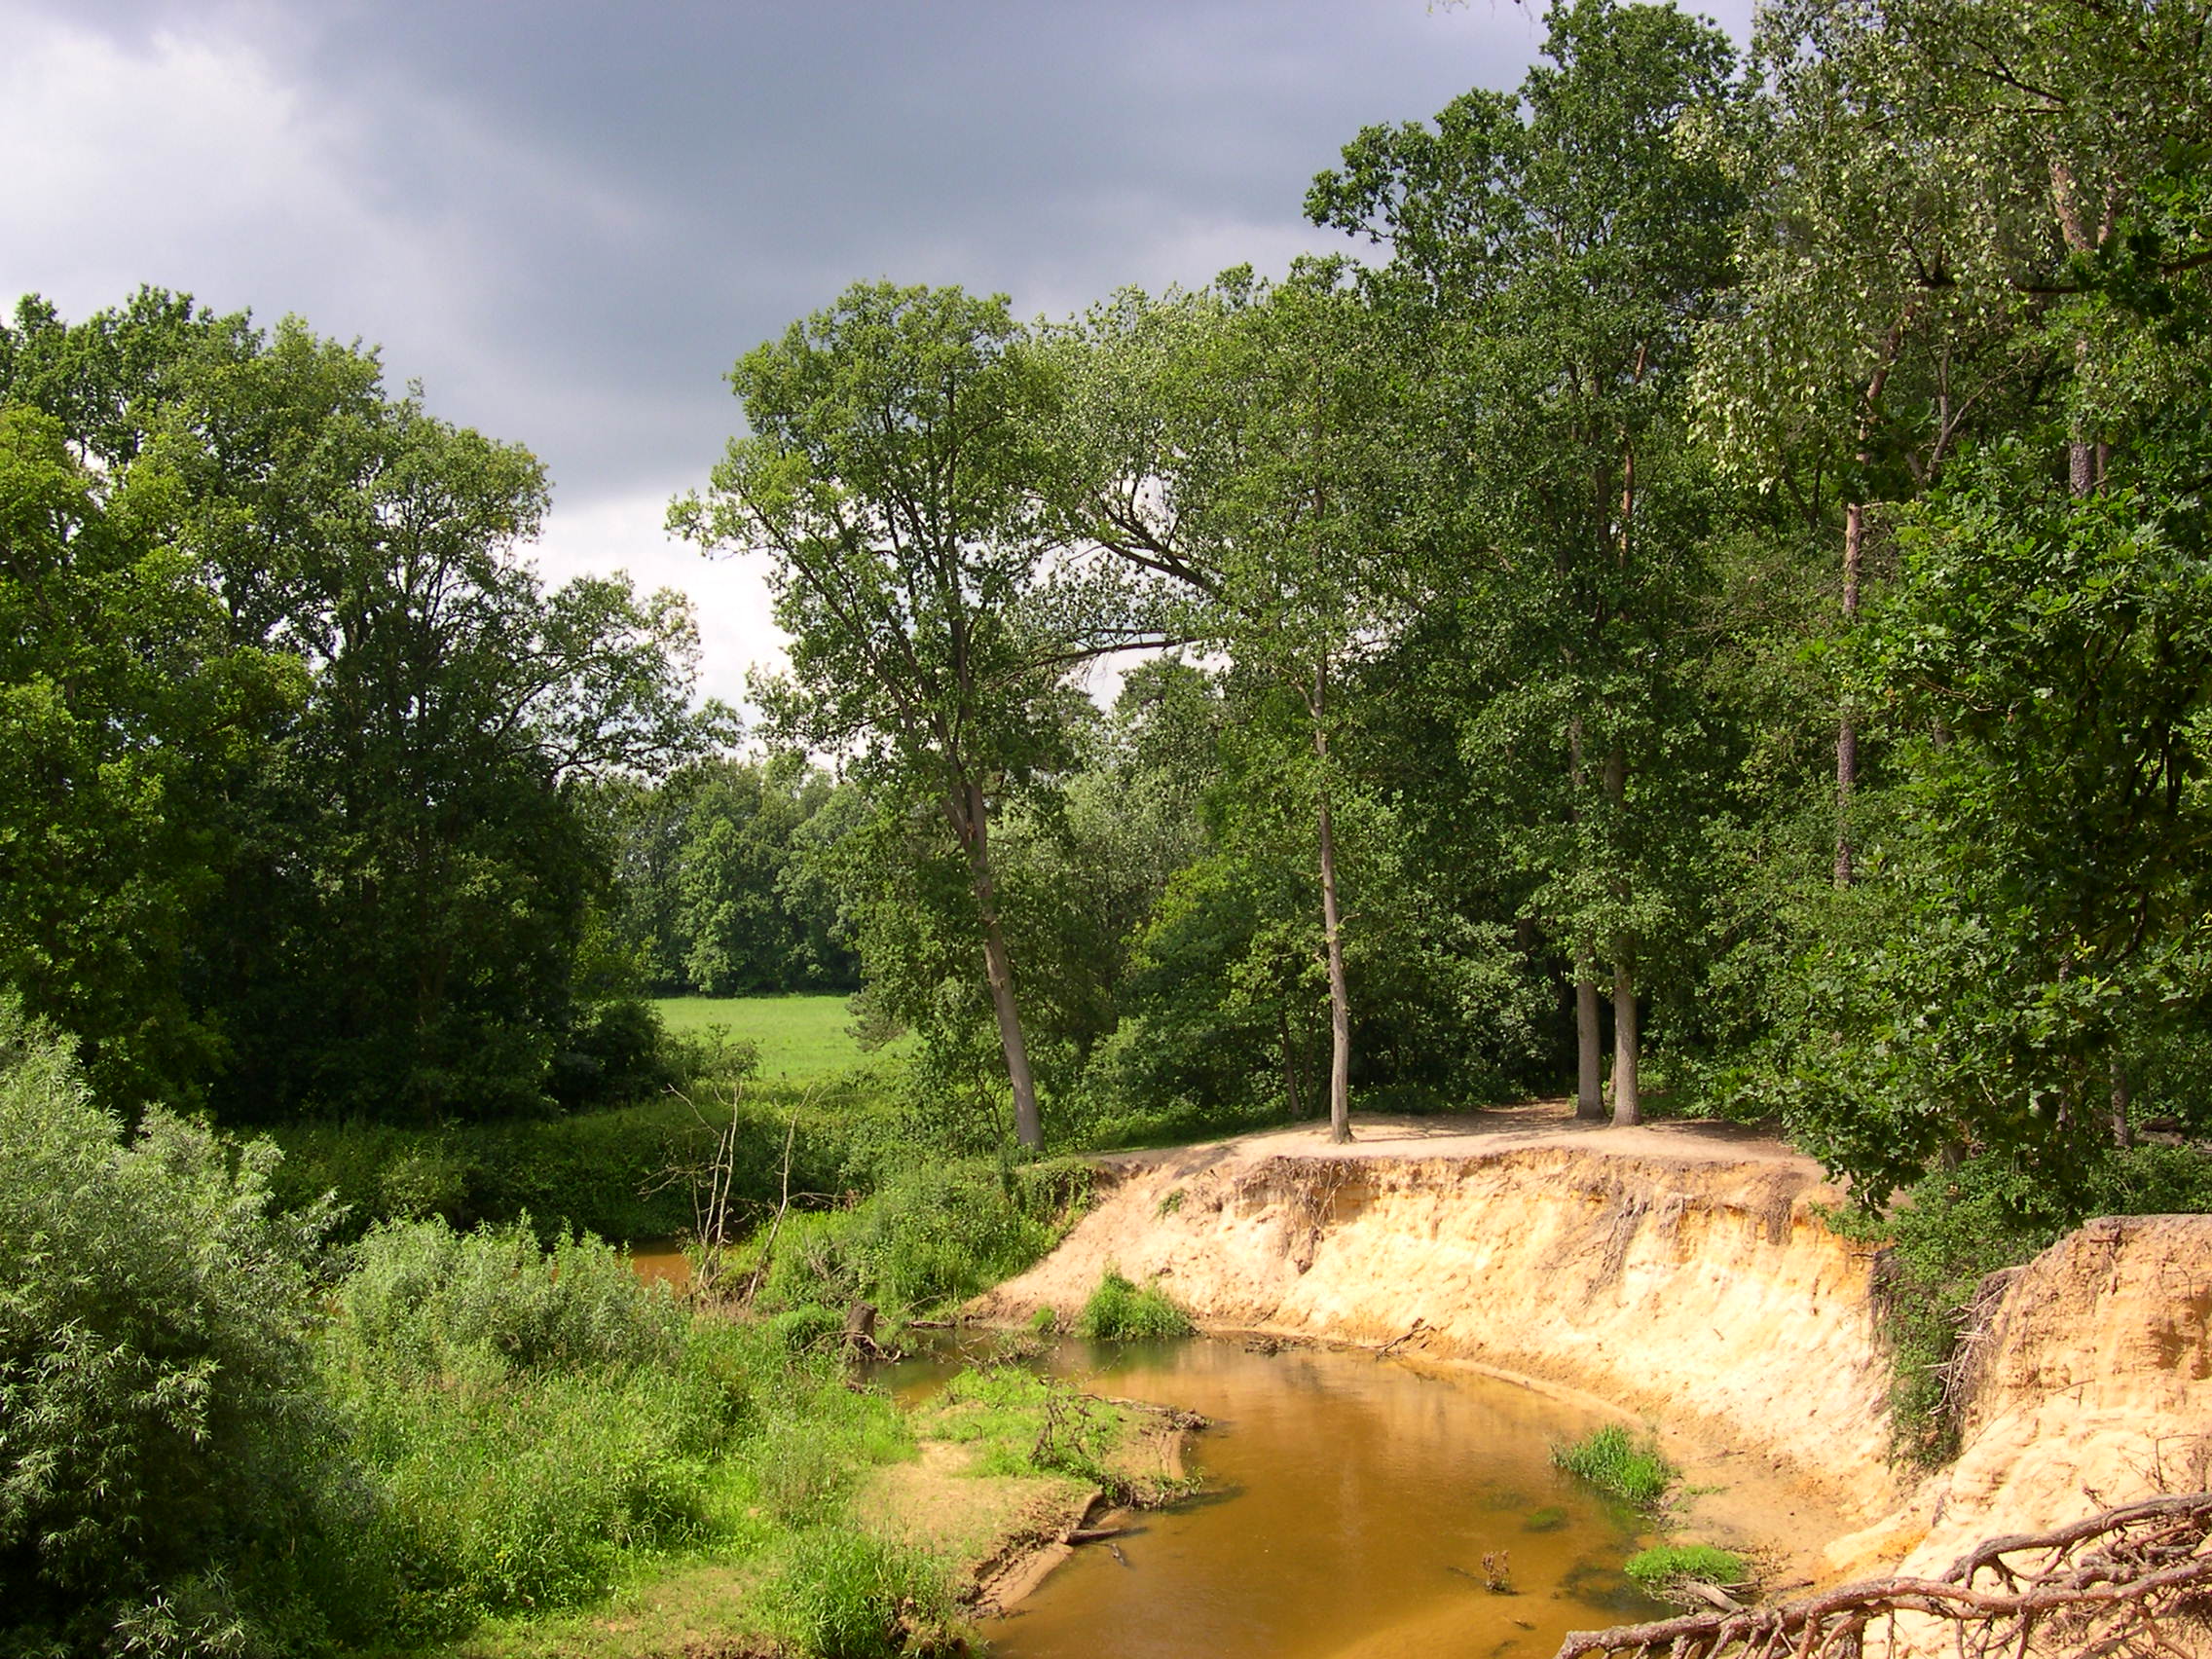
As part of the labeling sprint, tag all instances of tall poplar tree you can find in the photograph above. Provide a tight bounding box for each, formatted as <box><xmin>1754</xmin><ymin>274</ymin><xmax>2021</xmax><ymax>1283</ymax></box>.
<box><xmin>675</xmin><ymin>282</ymin><xmax>1121</xmax><ymax>1150</ymax></box>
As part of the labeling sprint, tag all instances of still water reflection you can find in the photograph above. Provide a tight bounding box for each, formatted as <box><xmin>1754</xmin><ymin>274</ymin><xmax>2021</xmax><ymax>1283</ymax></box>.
<box><xmin>888</xmin><ymin>1337</ymin><xmax>1673</xmax><ymax>1659</ymax></box>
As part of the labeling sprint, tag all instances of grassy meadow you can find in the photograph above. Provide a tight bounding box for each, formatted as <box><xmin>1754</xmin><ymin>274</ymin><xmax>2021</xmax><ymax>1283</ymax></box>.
<box><xmin>651</xmin><ymin>993</ymin><xmax>911</xmax><ymax>1080</ymax></box>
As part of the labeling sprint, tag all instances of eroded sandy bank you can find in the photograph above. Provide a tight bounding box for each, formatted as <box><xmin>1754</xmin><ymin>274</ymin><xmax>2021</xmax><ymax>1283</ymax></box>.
<box><xmin>970</xmin><ymin>1107</ymin><xmax>2212</xmax><ymax>1588</ymax></box>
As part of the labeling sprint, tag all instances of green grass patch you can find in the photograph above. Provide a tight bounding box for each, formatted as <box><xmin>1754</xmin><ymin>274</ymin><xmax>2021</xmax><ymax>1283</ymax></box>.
<box><xmin>1077</xmin><ymin>1268</ymin><xmax>1195</xmax><ymax>1340</ymax></box>
<box><xmin>760</xmin><ymin>1526</ymin><xmax>958</xmax><ymax>1659</ymax></box>
<box><xmin>1551</xmin><ymin>1424</ymin><xmax>1676</xmax><ymax>1508</ymax></box>
<box><xmin>652</xmin><ymin>994</ymin><xmax>909</xmax><ymax>1080</ymax></box>
<box><xmin>1625</xmin><ymin>1543</ymin><xmax>1749</xmax><ymax>1593</ymax></box>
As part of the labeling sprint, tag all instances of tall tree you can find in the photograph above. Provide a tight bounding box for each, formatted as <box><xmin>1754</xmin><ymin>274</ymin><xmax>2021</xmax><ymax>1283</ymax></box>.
<box><xmin>1309</xmin><ymin>0</ymin><xmax>1744</xmax><ymax>1124</ymax></box>
<box><xmin>1052</xmin><ymin>266</ymin><xmax>1411</xmax><ymax>1142</ymax></box>
<box><xmin>2</xmin><ymin>291</ymin><xmax>720</xmax><ymax>1120</ymax></box>
<box><xmin>674</xmin><ymin>281</ymin><xmax>1124</xmax><ymax>1149</ymax></box>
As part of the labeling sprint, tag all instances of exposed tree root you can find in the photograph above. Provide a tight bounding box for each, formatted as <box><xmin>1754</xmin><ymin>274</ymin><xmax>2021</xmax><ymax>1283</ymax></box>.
<box><xmin>1554</xmin><ymin>1493</ymin><xmax>2212</xmax><ymax>1659</ymax></box>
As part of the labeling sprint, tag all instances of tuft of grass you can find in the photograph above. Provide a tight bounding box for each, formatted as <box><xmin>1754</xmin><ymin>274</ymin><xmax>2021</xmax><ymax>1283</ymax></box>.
<box><xmin>1077</xmin><ymin>1269</ymin><xmax>1195</xmax><ymax>1341</ymax></box>
<box><xmin>1625</xmin><ymin>1543</ymin><xmax>1749</xmax><ymax>1594</ymax></box>
<box><xmin>1551</xmin><ymin>1424</ymin><xmax>1677</xmax><ymax>1508</ymax></box>
<box><xmin>761</xmin><ymin>1526</ymin><xmax>957</xmax><ymax>1659</ymax></box>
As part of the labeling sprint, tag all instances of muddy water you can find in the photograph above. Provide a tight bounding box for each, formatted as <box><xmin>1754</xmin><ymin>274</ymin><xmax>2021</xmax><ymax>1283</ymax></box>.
<box><xmin>626</xmin><ymin>1238</ymin><xmax>692</xmax><ymax>1290</ymax></box>
<box><xmin>917</xmin><ymin>1337</ymin><xmax>1671</xmax><ymax>1659</ymax></box>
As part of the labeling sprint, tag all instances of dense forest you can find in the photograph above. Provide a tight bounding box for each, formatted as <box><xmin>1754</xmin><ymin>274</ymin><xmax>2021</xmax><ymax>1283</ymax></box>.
<box><xmin>7</xmin><ymin>0</ymin><xmax>2212</xmax><ymax>1651</ymax></box>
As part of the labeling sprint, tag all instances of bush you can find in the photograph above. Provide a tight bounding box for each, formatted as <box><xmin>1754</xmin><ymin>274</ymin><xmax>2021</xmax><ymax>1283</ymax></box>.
<box><xmin>761</xmin><ymin>1527</ymin><xmax>956</xmax><ymax>1659</ymax></box>
<box><xmin>1551</xmin><ymin>1424</ymin><xmax>1676</xmax><ymax>1508</ymax></box>
<box><xmin>328</xmin><ymin>1216</ymin><xmax>685</xmax><ymax>1382</ymax></box>
<box><xmin>321</xmin><ymin>1221</ymin><xmax>778</xmax><ymax>1635</ymax></box>
<box><xmin>0</xmin><ymin>1000</ymin><xmax>350</xmax><ymax>1656</ymax></box>
<box><xmin>1625</xmin><ymin>1543</ymin><xmax>1749</xmax><ymax>1593</ymax></box>
<box><xmin>750</xmin><ymin>1156</ymin><xmax>1091</xmax><ymax>1318</ymax></box>
<box><xmin>1077</xmin><ymin>1269</ymin><xmax>1195</xmax><ymax>1340</ymax></box>
<box><xmin>1846</xmin><ymin>1146</ymin><xmax>2212</xmax><ymax>1464</ymax></box>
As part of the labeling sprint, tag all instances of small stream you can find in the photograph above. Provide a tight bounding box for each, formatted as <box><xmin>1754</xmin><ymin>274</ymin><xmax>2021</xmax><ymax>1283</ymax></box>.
<box><xmin>879</xmin><ymin>1335</ymin><xmax>1675</xmax><ymax>1659</ymax></box>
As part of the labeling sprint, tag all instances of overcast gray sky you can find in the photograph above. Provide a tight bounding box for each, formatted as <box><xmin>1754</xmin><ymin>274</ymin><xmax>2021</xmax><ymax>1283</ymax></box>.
<box><xmin>1</xmin><ymin>0</ymin><xmax>1751</xmax><ymax>707</ymax></box>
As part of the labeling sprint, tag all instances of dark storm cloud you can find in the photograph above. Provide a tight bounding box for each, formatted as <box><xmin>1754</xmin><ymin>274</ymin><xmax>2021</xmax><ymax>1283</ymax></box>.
<box><xmin>2</xmin><ymin>0</ymin><xmax>1750</xmax><ymax>695</ymax></box>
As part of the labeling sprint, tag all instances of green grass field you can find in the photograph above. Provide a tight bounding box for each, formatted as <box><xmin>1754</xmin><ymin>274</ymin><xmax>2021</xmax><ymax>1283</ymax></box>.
<box><xmin>652</xmin><ymin>993</ymin><xmax>906</xmax><ymax>1079</ymax></box>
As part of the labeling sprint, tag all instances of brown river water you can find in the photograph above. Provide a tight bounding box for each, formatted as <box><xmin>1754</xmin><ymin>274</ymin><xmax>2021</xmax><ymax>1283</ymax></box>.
<box><xmin>879</xmin><ymin>1335</ymin><xmax>1674</xmax><ymax>1659</ymax></box>
<box><xmin>621</xmin><ymin>1246</ymin><xmax>1677</xmax><ymax>1657</ymax></box>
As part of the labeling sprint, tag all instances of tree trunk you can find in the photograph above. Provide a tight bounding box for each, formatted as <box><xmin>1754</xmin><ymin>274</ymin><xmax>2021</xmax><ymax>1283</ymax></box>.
<box><xmin>1568</xmin><ymin>716</ymin><xmax>1604</xmax><ymax>1117</ymax></box>
<box><xmin>1602</xmin><ymin>740</ymin><xmax>1639</xmax><ymax>1127</ymax></box>
<box><xmin>1837</xmin><ymin>500</ymin><xmax>1863</xmax><ymax>889</ymax></box>
<box><xmin>1312</xmin><ymin>661</ymin><xmax>1352</xmax><ymax>1145</ymax></box>
<box><xmin>1279</xmin><ymin>1013</ymin><xmax>1304</xmax><ymax>1121</ymax></box>
<box><xmin>980</xmin><ymin>916</ymin><xmax>1042</xmax><ymax>1149</ymax></box>
<box><xmin>953</xmin><ymin>781</ymin><xmax>1042</xmax><ymax>1150</ymax></box>
<box><xmin>2111</xmin><ymin>1057</ymin><xmax>2133</xmax><ymax>1150</ymax></box>
<box><xmin>1575</xmin><ymin>965</ymin><xmax>1604</xmax><ymax>1120</ymax></box>
<box><xmin>1611</xmin><ymin>958</ymin><xmax>1641</xmax><ymax>1127</ymax></box>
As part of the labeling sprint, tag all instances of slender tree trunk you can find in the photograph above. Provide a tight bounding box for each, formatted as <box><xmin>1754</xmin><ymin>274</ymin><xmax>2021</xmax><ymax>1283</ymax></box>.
<box><xmin>1602</xmin><ymin>741</ymin><xmax>1639</xmax><ymax>1127</ymax></box>
<box><xmin>1567</xmin><ymin>715</ymin><xmax>1603</xmax><ymax>1118</ymax></box>
<box><xmin>2110</xmin><ymin>1056</ymin><xmax>2133</xmax><ymax>1150</ymax></box>
<box><xmin>1611</xmin><ymin>959</ymin><xmax>1640</xmax><ymax>1127</ymax></box>
<box><xmin>1312</xmin><ymin>660</ymin><xmax>1352</xmax><ymax>1145</ymax></box>
<box><xmin>953</xmin><ymin>781</ymin><xmax>1042</xmax><ymax>1149</ymax></box>
<box><xmin>1575</xmin><ymin>971</ymin><xmax>1604</xmax><ymax>1120</ymax></box>
<box><xmin>1279</xmin><ymin>1013</ymin><xmax>1304</xmax><ymax>1121</ymax></box>
<box><xmin>1837</xmin><ymin>499</ymin><xmax>1863</xmax><ymax>889</ymax></box>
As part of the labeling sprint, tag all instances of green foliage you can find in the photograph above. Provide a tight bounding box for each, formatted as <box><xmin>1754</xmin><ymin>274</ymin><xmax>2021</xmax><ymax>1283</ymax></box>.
<box><xmin>1550</xmin><ymin>1425</ymin><xmax>1677</xmax><ymax>1508</ymax></box>
<box><xmin>0</xmin><ymin>1000</ymin><xmax>346</xmax><ymax>1656</ymax></box>
<box><xmin>327</xmin><ymin>1218</ymin><xmax>685</xmax><ymax>1382</ymax></box>
<box><xmin>1625</xmin><ymin>1543</ymin><xmax>1748</xmax><ymax>1593</ymax></box>
<box><xmin>761</xmin><ymin>1527</ymin><xmax>957</xmax><ymax>1659</ymax></box>
<box><xmin>321</xmin><ymin>1220</ymin><xmax>910</xmax><ymax>1639</ymax></box>
<box><xmin>749</xmin><ymin>1156</ymin><xmax>1091</xmax><ymax>1317</ymax></box>
<box><xmin>1842</xmin><ymin>1147</ymin><xmax>2212</xmax><ymax>1464</ymax></box>
<box><xmin>601</xmin><ymin>756</ymin><xmax>863</xmax><ymax>999</ymax></box>
<box><xmin>0</xmin><ymin>290</ymin><xmax>730</xmax><ymax>1126</ymax></box>
<box><xmin>263</xmin><ymin>1067</ymin><xmax>899</xmax><ymax>1243</ymax></box>
<box><xmin>1077</xmin><ymin>1269</ymin><xmax>1196</xmax><ymax>1341</ymax></box>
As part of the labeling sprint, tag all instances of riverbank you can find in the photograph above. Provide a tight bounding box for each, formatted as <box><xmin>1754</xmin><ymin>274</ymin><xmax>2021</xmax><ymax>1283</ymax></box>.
<box><xmin>969</xmin><ymin>1107</ymin><xmax>2212</xmax><ymax>1603</ymax></box>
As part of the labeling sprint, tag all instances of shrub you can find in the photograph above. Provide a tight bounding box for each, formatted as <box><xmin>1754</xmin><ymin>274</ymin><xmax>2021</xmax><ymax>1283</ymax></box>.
<box><xmin>328</xmin><ymin>1216</ymin><xmax>684</xmax><ymax>1382</ymax></box>
<box><xmin>762</xmin><ymin>1527</ymin><xmax>956</xmax><ymax>1659</ymax></box>
<box><xmin>0</xmin><ymin>999</ymin><xmax>351</xmax><ymax>1655</ymax></box>
<box><xmin>1847</xmin><ymin>1147</ymin><xmax>2212</xmax><ymax>1464</ymax></box>
<box><xmin>1077</xmin><ymin>1269</ymin><xmax>1195</xmax><ymax>1340</ymax></box>
<box><xmin>1551</xmin><ymin>1424</ymin><xmax>1676</xmax><ymax>1508</ymax></box>
<box><xmin>752</xmin><ymin>1156</ymin><xmax>1090</xmax><ymax>1318</ymax></box>
<box><xmin>1625</xmin><ymin>1543</ymin><xmax>1749</xmax><ymax>1593</ymax></box>
<box><xmin>321</xmin><ymin>1222</ymin><xmax>784</xmax><ymax>1634</ymax></box>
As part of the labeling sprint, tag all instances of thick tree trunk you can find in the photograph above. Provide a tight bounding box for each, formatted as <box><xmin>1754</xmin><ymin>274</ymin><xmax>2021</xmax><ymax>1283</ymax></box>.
<box><xmin>1837</xmin><ymin>500</ymin><xmax>1863</xmax><ymax>889</ymax></box>
<box><xmin>1312</xmin><ymin>661</ymin><xmax>1352</xmax><ymax>1145</ymax></box>
<box><xmin>1575</xmin><ymin>967</ymin><xmax>1604</xmax><ymax>1120</ymax></box>
<box><xmin>953</xmin><ymin>781</ymin><xmax>1042</xmax><ymax>1150</ymax></box>
<box><xmin>1611</xmin><ymin>958</ymin><xmax>1640</xmax><ymax>1127</ymax></box>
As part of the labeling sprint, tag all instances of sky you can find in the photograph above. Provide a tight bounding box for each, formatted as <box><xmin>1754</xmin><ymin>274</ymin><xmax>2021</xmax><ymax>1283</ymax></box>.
<box><xmin>1</xmin><ymin>0</ymin><xmax>1751</xmax><ymax>711</ymax></box>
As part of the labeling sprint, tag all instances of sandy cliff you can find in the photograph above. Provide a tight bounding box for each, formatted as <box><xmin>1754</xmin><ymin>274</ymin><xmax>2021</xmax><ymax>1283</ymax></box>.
<box><xmin>974</xmin><ymin>1110</ymin><xmax>2212</xmax><ymax>1579</ymax></box>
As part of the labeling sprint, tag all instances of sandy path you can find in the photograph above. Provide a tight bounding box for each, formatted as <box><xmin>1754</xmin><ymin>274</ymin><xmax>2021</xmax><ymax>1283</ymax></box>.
<box><xmin>1098</xmin><ymin>1101</ymin><xmax>1826</xmax><ymax>1175</ymax></box>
